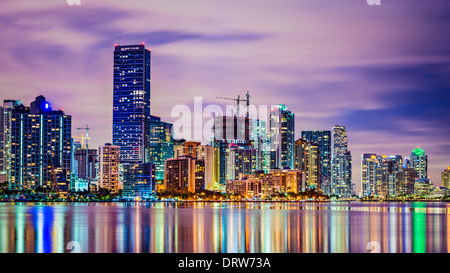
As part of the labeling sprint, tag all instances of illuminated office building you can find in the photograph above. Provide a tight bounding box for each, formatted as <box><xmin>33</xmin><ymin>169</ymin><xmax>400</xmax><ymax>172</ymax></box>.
<box><xmin>8</xmin><ymin>96</ymin><xmax>72</xmax><ymax>190</ymax></box>
<box><xmin>112</xmin><ymin>44</ymin><xmax>151</xmax><ymax>164</ymax></box>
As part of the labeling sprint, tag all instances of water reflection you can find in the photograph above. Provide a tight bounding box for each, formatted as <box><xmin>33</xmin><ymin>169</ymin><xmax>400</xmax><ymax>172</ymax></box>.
<box><xmin>0</xmin><ymin>202</ymin><xmax>449</xmax><ymax>253</ymax></box>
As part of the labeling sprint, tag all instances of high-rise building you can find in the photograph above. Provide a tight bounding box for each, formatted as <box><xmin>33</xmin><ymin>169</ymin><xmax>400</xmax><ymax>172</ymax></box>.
<box><xmin>251</xmin><ymin>119</ymin><xmax>270</xmax><ymax>172</ymax></box>
<box><xmin>407</xmin><ymin>147</ymin><xmax>428</xmax><ymax>179</ymax></box>
<box><xmin>301</xmin><ymin>130</ymin><xmax>331</xmax><ymax>194</ymax></box>
<box><xmin>332</xmin><ymin>151</ymin><xmax>352</xmax><ymax>198</ymax></box>
<box><xmin>8</xmin><ymin>96</ymin><xmax>72</xmax><ymax>190</ymax></box>
<box><xmin>113</xmin><ymin>44</ymin><xmax>151</xmax><ymax>164</ymax></box>
<box><xmin>149</xmin><ymin>115</ymin><xmax>174</xmax><ymax>181</ymax></box>
<box><xmin>164</xmin><ymin>156</ymin><xmax>205</xmax><ymax>193</ymax></box>
<box><xmin>294</xmin><ymin>139</ymin><xmax>320</xmax><ymax>190</ymax></box>
<box><xmin>361</xmin><ymin>154</ymin><xmax>379</xmax><ymax>197</ymax></box>
<box><xmin>331</xmin><ymin>125</ymin><xmax>352</xmax><ymax>198</ymax></box>
<box><xmin>0</xmin><ymin>100</ymin><xmax>21</xmax><ymax>184</ymax></box>
<box><xmin>269</xmin><ymin>104</ymin><xmax>295</xmax><ymax>170</ymax></box>
<box><xmin>98</xmin><ymin>143</ymin><xmax>120</xmax><ymax>193</ymax></box>
<box><xmin>442</xmin><ymin>167</ymin><xmax>450</xmax><ymax>189</ymax></box>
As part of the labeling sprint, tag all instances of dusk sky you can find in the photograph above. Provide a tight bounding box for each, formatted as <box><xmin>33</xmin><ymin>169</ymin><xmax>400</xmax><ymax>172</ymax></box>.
<box><xmin>0</xmin><ymin>0</ymin><xmax>449</xmax><ymax>193</ymax></box>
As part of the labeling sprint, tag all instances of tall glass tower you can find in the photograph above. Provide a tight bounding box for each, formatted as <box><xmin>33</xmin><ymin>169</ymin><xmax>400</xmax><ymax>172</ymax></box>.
<box><xmin>113</xmin><ymin>44</ymin><xmax>151</xmax><ymax>164</ymax></box>
<box><xmin>269</xmin><ymin>104</ymin><xmax>295</xmax><ymax>170</ymax></box>
<box><xmin>301</xmin><ymin>130</ymin><xmax>331</xmax><ymax>195</ymax></box>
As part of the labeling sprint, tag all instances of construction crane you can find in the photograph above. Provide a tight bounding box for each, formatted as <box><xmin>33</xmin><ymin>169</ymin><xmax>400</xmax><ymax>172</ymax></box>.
<box><xmin>216</xmin><ymin>91</ymin><xmax>251</xmax><ymax>118</ymax></box>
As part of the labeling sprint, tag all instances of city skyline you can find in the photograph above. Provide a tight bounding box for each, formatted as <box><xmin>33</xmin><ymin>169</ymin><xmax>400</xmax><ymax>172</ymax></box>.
<box><xmin>0</xmin><ymin>0</ymin><xmax>449</xmax><ymax>193</ymax></box>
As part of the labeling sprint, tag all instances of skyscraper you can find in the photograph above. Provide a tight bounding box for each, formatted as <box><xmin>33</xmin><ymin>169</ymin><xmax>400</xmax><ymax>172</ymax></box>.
<box><xmin>361</xmin><ymin>154</ymin><xmax>403</xmax><ymax>197</ymax></box>
<box><xmin>331</xmin><ymin>125</ymin><xmax>352</xmax><ymax>198</ymax></box>
<box><xmin>294</xmin><ymin>138</ymin><xmax>320</xmax><ymax>190</ymax></box>
<box><xmin>269</xmin><ymin>104</ymin><xmax>295</xmax><ymax>170</ymax></box>
<box><xmin>8</xmin><ymin>96</ymin><xmax>72</xmax><ymax>190</ymax></box>
<box><xmin>407</xmin><ymin>147</ymin><xmax>428</xmax><ymax>179</ymax></box>
<box><xmin>442</xmin><ymin>167</ymin><xmax>450</xmax><ymax>189</ymax></box>
<box><xmin>0</xmin><ymin>100</ymin><xmax>21</xmax><ymax>184</ymax></box>
<box><xmin>113</xmin><ymin>44</ymin><xmax>151</xmax><ymax>164</ymax></box>
<box><xmin>301</xmin><ymin>130</ymin><xmax>331</xmax><ymax>195</ymax></box>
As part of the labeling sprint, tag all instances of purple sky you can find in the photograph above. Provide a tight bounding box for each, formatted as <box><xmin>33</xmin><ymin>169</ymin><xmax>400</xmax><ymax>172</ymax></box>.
<box><xmin>0</xmin><ymin>0</ymin><xmax>449</xmax><ymax>193</ymax></box>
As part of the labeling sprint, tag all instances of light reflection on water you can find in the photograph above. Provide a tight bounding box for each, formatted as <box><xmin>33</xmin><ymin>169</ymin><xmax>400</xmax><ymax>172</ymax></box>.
<box><xmin>0</xmin><ymin>202</ymin><xmax>448</xmax><ymax>253</ymax></box>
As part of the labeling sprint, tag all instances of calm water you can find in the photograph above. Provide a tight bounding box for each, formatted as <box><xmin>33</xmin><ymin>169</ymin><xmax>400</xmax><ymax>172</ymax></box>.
<box><xmin>0</xmin><ymin>202</ymin><xmax>449</xmax><ymax>253</ymax></box>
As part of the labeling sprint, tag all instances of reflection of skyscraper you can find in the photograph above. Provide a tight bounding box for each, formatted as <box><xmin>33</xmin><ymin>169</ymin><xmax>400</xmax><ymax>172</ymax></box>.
<box><xmin>407</xmin><ymin>147</ymin><xmax>428</xmax><ymax>179</ymax></box>
<box><xmin>331</xmin><ymin>125</ymin><xmax>352</xmax><ymax>198</ymax></box>
<box><xmin>269</xmin><ymin>104</ymin><xmax>295</xmax><ymax>170</ymax></box>
<box><xmin>113</xmin><ymin>44</ymin><xmax>151</xmax><ymax>164</ymax></box>
<box><xmin>301</xmin><ymin>130</ymin><xmax>331</xmax><ymax>195</ymax></box>
<box><xmin>8</xmin><ymin>96</ymin><xmax>72</xmax><ymax>190</ymax></box>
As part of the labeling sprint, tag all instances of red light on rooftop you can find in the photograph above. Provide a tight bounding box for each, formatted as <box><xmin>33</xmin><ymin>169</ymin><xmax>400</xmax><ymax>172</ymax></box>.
<box><xmin>141</xmin><ymin>42</ymin><xmax>145</xmax><ymax>45</ymax></box>
<box><xmin>114</xmin><ymin>44</ymin><xmax>118</xmax><ymax>47</ymax></box>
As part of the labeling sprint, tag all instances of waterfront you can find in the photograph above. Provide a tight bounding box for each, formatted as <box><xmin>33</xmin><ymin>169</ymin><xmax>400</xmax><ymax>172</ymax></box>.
<box><xmin>0</xmin><ymin>202</ymin><xmax>449</xmax><ymax>253</ymax></box>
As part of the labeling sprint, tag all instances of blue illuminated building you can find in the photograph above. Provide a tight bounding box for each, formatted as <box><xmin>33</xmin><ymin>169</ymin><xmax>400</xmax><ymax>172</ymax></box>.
<box><xmin>113</xmin><ymin>44</ymin><xmax>151</xmax><ymax>164</ymax></box>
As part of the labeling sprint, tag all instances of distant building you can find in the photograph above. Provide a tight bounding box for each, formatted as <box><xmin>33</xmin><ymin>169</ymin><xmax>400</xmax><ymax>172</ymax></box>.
<box><xmin>361</xmin><ymin>154</ymin><xmax>404</xmax><ymax>197</ymax></box>
<box><xmin>331</xmin><ymin>125</ymin><xmax>352</xmax><ymax>198</ymax></box>
<box><xmin>98</xmin><ymin>143</ymin><xmax>120</xmax><ymax>193</ymax></box>
<box><xmin>301</xmin><ymin>130</ymin><xmax>331</xmax><ymax>195</ymax></box>
<box><xmin>113</xmin><ymin>44</ymin><xmax>151</xmax><ymax>164</ymax></box>
<box><xmin>149</xmin><ymin>115</ymin><xmax>174</xmax><ymax>181</ymax></box>
<box><xmin>294</xmin><ymin>139</ymin><xmax>320</xmax><ymax>191</ymax></box>
<box><xmin>164</xmin><ymin>156</ymin><xmax>205</xmax><ymax>193</ymax></box>
<box><xmin>407</xmin><ymin>147</ymin><xmax>428</xmax><ymax>179</ymax></box>
<box><xmin>226</xmin><ymin>176</ymin><xmax>261</xmax><ymax>198</ymax></box>
<box><xmin>225</xmin><ymin>144</ymin><xmax>257</xmax><ymax>181</ymax></box>
<box><xmin>442</xmin><ymin>167</ymin><xmax>450</xmax><ymax>189</ymax></box>
<box><xmin>174</xmin><ymin>142</ymin><xmax>220</xmax><ymax>191</ymax></box>
<box><xmin>269</xmin><ymin>104</ymin><xmax>295</xmax><ymax>170</ymax></box>
<box><xmin>7</xmin><ymin>96</ymin><xmax>71</xmax><ymax>191</ymax></box>
<box><xmin>251</xmin><ymin>119</ymin><xmax>270</xmax><ymax>172</ymax></box>
<box><xmin>213</xmin><ymin>116</ymin><xmax>251</xmax><ymax>146</ymax></box>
